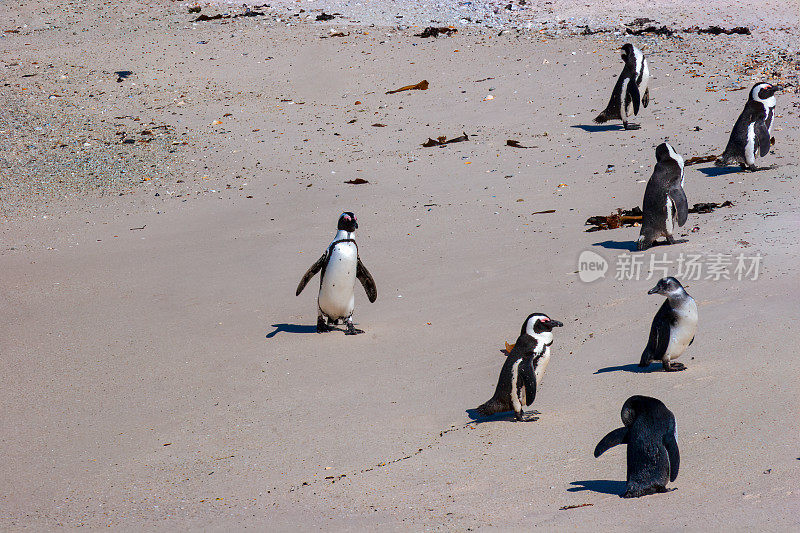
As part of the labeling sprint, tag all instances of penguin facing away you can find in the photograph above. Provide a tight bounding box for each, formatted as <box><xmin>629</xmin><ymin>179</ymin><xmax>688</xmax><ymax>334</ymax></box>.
<box><xmin>640</xmin><ymin>277</ymin><xmax>697</xmax><ymax>372</ymax></box>
<box><xmin>296</xmin><ymin>212</ymin><xmax>377</xmax><ymax>335</ymax></box>
<box><xmin>716</xmin><ymin>82</ymin><xmax>780</xmax><ymax>170</ymax></box>
<box><xmin>638</xmin><ymin>142</ymin><xmax>688</xmax><ymax>251</ymax></box>
<box><xmin>476</xmin><ymin>313</ymin><xmax>563</xmax><ymax>421</ymax></box>
<box><xmin>594</xmin><ymin>43</ymin><xmax>650</xmax><ymax>130</ymax></box>
<box><xmin>594</xmin><ymin>395</ymin><xmax>680</xmax><ymax>498</ymax></box>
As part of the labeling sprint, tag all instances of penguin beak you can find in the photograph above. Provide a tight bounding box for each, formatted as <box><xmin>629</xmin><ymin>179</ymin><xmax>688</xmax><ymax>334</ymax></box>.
<box><xmin>647</xmin><ymin>287</ymin><xmax>659</xmax><ymax>295</ymax></box>
<box><xmin>551</xmin><ymin>320</ymin><xmax>563</xmax><ymax>328</ymax></box>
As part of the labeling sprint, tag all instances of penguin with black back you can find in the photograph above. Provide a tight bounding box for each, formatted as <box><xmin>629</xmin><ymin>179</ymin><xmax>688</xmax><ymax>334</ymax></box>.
<box><xmin>716</xmin><ymin>82</ymin><xmax>780</xmax><ymax>170</ymax></box>
<box><xmin>595</xmin><ymin>395</ymin><xmax>680</xmax><ymax>498</ymax></box>
<box><xmin>637</xmin><ymin>142</ymin><xmax>688</xmax><ymax>251</ymax></box>
<box><xmin>594</xmin><ymin>43</ymin><xmax>650</xmax><ymax>130</ymax></box>
<box><xmin>475</xmin><ymin>313</ymin><xmax>563</xmax><ymax>421</ymax></box>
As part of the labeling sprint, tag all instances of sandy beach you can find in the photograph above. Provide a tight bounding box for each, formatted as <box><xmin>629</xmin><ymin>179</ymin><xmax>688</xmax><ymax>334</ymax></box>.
<box><xmin>2</xmin><ymin>0</ymin><xmax>799</xmax><ymax>529</ymax></box>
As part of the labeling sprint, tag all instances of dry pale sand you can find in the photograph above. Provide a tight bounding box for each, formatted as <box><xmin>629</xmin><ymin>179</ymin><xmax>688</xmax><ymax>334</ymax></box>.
<box><xmin>1</xmin><ymin>0</ymin><xmax>800</xmax><ymax>530</ymax></box>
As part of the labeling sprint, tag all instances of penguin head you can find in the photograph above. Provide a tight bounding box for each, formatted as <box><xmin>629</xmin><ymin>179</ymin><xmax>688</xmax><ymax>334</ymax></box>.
<box><xmin>522</xmin><ymin>313</ymin><xmax>563</xmax><ymax>343</ymax></box>
<box><xmin>655</xmin><ymin>142</ymin><xmax>684</xmax><ymax>169</ymax></box>
<box><xmin>751</xmin><ymin>82</ymin><xmax>779</xmax><ymax>102</ymax></box>
<box><xmin>654</xmin><ymin>142</ymin><xmax>672</xmax><ymax>162</ymax></box>
<box><xmin>648</xmin><ymin>276</ymin><xmax>685</xmax><ymax>297</ymax></box>
<box><xmin>337</xmin><ymin>212</ymin><xmax>358</xmax><ymax>232</ymax></box>
<box><xmin>621</xmin><ymin>395</ymin><xmax>651</xmax><ymax>426</ymax></box>
<box><xmin>620</xmin><ymin>43</ymin><xmax>635</xmax><ymax>64</ymax></box>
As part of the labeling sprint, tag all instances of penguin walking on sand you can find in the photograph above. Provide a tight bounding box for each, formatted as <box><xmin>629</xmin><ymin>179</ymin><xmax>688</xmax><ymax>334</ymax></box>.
<box><xmin>594</xmin><ymin>43</ymin><xmax>650</xmax><ymax>130</ymax></box>
<box><xmin>640</xmin><ymin>277</ymin><xmax>697</xmax><ymax>372</ymax></box>
<box><xmin>594</xmin><ymin>395</ymin><xmax>679</xmax><ymax>498</ymax></box>
<box><xmin>716</xmin><ymin>82</ymin><xmax>780</xmax><ymax>170</ymax></box>
<box><xmin>638</xmin><ymin>142</ymin><xmax>688</xmax><ymax>251</ymax></box>
<box><xmin>476</xmin><ymin>313</ymin><xmax>563</xmax><ymax>421</ymax></box>
<box><xmin>296</xmin><ymin>212</ymin><xmax>377</xmax><ymax>335</ymax></box>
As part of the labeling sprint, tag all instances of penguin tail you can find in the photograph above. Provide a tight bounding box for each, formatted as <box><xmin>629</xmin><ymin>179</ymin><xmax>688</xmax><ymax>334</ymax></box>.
<box><xmin>476</xmin><ymin>398</ymin><xmax>503</xmax><ymax>417</ymax></box>
<box><xmin>594</xmin><ymin>111</ymin><xmax>609</xmax><ymax>124</ymax></box>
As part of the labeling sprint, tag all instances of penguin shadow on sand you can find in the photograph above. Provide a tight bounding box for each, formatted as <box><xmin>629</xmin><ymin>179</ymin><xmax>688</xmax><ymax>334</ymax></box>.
<box><xmin>696</xmin><ymin>163</ymin><xmax>778</xmax><ymax>177</ymax></box>
<box><xmin>265</xmin><ymin>323</ymin><xmax>320</xmax><ymax>338</ymax></box>
<box><xmin>594</xmin><ymin>362</ymin><xmax>650</xmax><ymax>374</ymax></box>
<box><xmin>465</xmin><ymin>407</ymin><xmax>540</xmax><ymax>423</ymax></box>
<box><xmin>592</xmin><ymin>238</ymin><xmax>688</xmax><ymax>252</ymax></box>
<box><xmin>571</xmin><ymin>124</ymin><xmax>627</xmax><ymax>133</ymax></box>
<box><xmin>567</xmin><ymin>479</ymin><xmax>628</xmax><ymax>495</ymax></box>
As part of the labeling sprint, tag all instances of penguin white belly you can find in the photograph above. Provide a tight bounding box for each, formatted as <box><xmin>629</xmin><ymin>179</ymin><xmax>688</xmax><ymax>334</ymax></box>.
<box><xmin>665</xmin><ymin>196</ymin><xmax>675</xmax><ymax>236</ymax></box>
<box><xmin>620</xmin><ymin>78</ymin><xmax>631</xmax><ymax>119</ymax></box>
<box><xmin>766</xmin><ymin>106</ymin><xmax>775</xmax><ymax>136</ymax></box>
<box><xmin>534</xmin><ymin>347</ymin><xmax>551</xmax><ymax>386</ymax></box>
<box><xmin>511</xmin><ymin>359</ymin><xmax>523</xmax><ymax>412</ymax></box>
<box><xmin>745</xmin><ymin>123</ymin><xmax>757</xmax><ymax>166</ymax></box>
<box><xmin>665</xmin><ymin>303</ymin><xmax>698</xmax><ymax>361</ymax></box>
<box><xmin>639</xmin><ymin>61</ymin><xmax>650</xmax><ymax>94</ymax></box>
<box><xmin>318</xmin><ymin>242</ymin><xmax>357</xmax><ymax>319</ymax></box>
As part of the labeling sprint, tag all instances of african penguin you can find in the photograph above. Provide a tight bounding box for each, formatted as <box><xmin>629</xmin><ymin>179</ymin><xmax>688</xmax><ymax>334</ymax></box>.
<box><xmin>716</xmin><ymin>82</ymin><xmax>780</xmax><ymax>170</ymax></box>
<box><xmin>594</xmin><ymin>395</ymin><xmax>679</xmax><ymax>498</ymax></box>
<box><xmin>475</xmin><ymin>313</ymin><xmax>563</xmax><ymax>421</ymax></box>
<box><xmin>638</xmin><ymin>142</ymin><xmax>688</xmax><ymax>251</ymax></box>
<box><xmin>639</xmin><ymin>277</ymin><xmax>697</xmax><ymax>372</ymax></box>
<box><xmin>296</xmin><ymin>212</ymin><xmax>377</xmax><ymax>335</ymax></box>
<box><xmin>594</xmin><ymin>43</ymin><xmax>650</xmax><ymax>130</ymax></box>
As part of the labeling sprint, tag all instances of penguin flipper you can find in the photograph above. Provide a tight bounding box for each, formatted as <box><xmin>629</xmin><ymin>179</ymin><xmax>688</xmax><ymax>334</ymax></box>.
<box><xmin>356</xmin><ymin>258</ymin><xmax>377</xmax><ymax>303</ymax></box>
<box><xmin>668</xmin><ymin>187</ymin><xmax>689</xmax><ymax>227</ymax></box>
<box><xmin>594</xmin><ymin>427</ymin><xmax>628</xmax><ymax>457</ymax></box>
<box><xmin>756</xmin><ymin>121</ymin><xmax>771</xmax><ymax>157</ymax></box>
<box><xmin>519</xmin><ymin>356</ymin><xmax>537</xmax><ymax>407</ymax></box>
<box><xmin>627</xmin><ymin>78</ymin><xmax>641</xmax><ymax>116</ymax></box>
<box><xmin>641</xmin><ymin>303</ymin><xmax>670</xmax><ymax>366</ymax></box>
<box><xmin>642</xmin><ymin>87</ymin><xmax>650</xmax><ymax>108</ymax></box>
<box><xmin>296</xmin><ymin>252</ymin><xmax>327</xmax><ymax>296</ymax></box>
<box><xmin>664</xmin><ymin>431</ymin><xmax>680</xmax><ymax>482</ymax></box>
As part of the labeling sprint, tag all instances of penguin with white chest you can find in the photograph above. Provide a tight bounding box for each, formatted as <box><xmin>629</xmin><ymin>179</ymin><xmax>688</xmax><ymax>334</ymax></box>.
<box><xmin>594</xmin><ymin>43</ymin><xmax>650</xmax><ymax>130</ymax></box>
<box><xmin>296</xmin><ymin>212</ymin><xmax>377</xmax><ymax>335</ymax></box>
<box><xmin>637</xmin><ymin>142</ymin><xmax>688</xmax><ymax>251</ymax></box>
<box><xmin>639</xmin><ymin>277</ymin><xmax>697</xmax><ymax>372</ymax></box>
<box><xmin>475</xmin><ymin>314</ymin><xmax>563</xmax><ymax>421</ymax></box>
<box><xmin>716</xmin><ymin>82</ymin><xmax>780</xmax><ymax>170</ymax></box>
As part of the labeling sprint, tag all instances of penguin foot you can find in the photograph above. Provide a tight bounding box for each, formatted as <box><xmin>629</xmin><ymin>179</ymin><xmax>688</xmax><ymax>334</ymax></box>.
<box><xmin>663</xmin><ymin>361</ymin><xmax>687</xmax><ymax>372</ymax></box>
<box><xmin>345</xmin><ymin>323</ymin><xmax>364</xmax><ymax>335</ymax></box>
<box><xmin>623</xmin><ymin>122</ymin><xmax>641</xmax><ymax>130</ymax></box>
<box><xmin>514</xmin><ymin>410</ymin><xmax>524</xmax><ymax>422</ymax></box>
<box><xmin>316</xmin><ymin>317</ymin><xmax>331</xmax><ymax>333</ymax></box>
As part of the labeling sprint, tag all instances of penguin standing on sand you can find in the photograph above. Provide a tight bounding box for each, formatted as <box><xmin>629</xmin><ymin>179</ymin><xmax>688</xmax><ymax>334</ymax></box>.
<box><xmin>594</xmin><ymin>395</ymin><xmax>680</xmax><ymax>498</ymax></box>
<box><xmin>296</xmin><ymin>212</ymin><xmax>377</xmax><ymax>335</ymax></box>
<box><xmin>594</xmin><ymin>43</ymin><xmax>650</xmax><ymax>130</ymax></box>
<box><xmin>638</xmin><ymin>142</ymin><xmax>688</xmax><ymax>251</ymax></box>
<box><xmin>476</xmin><ymin>313</ymin><xmax>563</xmax><ymax>421</ymax></box>
<box><xmin>716</xmin><ymin>82</ymin><xmax>780</xmax><ymax>170</ymax></box>
<box><xmin>640</xmin><ymin>277</ymin><xmax>697</xmax><ymax>372</ymax></box>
